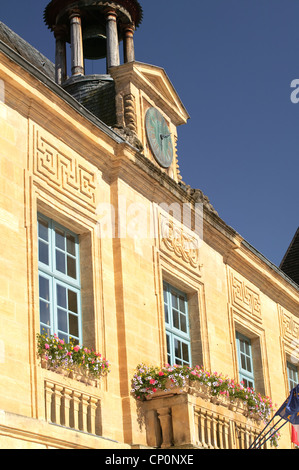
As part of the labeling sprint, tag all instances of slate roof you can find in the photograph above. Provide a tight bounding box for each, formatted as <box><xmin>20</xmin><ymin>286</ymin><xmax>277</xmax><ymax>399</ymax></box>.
<box><xmin>0</xmin><ymin>21</ymin><xmax>55</xmax><ymax>80</ymax></box>
<box><xmin>280</xmin><ymin>228</ymin><xmax>299</xmax><ymax>286</ymax></box>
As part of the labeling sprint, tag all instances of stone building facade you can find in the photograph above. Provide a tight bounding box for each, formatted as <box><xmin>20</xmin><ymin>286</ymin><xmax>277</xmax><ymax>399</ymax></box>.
<box><xmin>0</xmin><ymin>0</ymin><xmax>298</xmax><ymax>449</ymax></box>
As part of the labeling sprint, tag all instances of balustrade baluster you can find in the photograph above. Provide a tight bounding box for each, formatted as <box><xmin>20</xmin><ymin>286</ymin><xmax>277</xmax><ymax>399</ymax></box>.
<box><xmin>45</xmin><ymin>381</ymin><xmax>54</xmax><ymax>423</ymax></box>
<box><xmin>53</xmin><ymin>384</ymin><xmax>64</xmax><ymax>425</ymax></box>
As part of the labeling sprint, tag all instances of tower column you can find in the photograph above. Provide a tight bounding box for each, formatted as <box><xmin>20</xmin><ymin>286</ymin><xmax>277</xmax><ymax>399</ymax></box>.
<box><xmin>69</xmin><ymin>10</ymin><xmax>85</xmax><ymax>76</ymax></box>
<box><xmin>54</xmin><ymin>25</ymin><xmax>67</xmax><ymax>84</ymax></box>
<box><xmin>106</xmin><ymin>9</ymin><xmax>120</xmax><ymax>69</ymax></box>
<box><xmin>123</xmin><ymin>23</ymin><xmax>135</xmax><ymax>63</ymax></box>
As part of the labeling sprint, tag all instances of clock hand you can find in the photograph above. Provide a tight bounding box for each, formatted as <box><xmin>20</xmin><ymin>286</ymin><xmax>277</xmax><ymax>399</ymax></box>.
<box><xmin>160</xmin><ymin>133</ymin><xmax>171</xmax><ymax>141</ymax></box>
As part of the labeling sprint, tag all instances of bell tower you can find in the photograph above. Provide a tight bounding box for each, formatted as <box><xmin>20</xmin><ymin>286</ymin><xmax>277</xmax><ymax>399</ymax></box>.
<box><xmin>44</xmin><ymin>0</ymin><xmax>142</xmax><ymax>79</ymax></box>
<box><xmin>44</xmin><ymin>0</ymin><xmax>142</xmax><ymax>125</ymax></box>
<box><xmin>44</xmin><ymin>0</ymin><xmax>189</xmax><ymax>183</ymax></box>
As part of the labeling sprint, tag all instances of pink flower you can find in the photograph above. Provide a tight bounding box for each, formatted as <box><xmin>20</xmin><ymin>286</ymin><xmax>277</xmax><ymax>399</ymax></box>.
<box><xmin>158</xmin><ymin>371</ymin><xmax>164</xmax><ymax>376</ymax></box>
<box><xmin>45</xmin><ymin>344</ymin><xmax>50</xmax><ymax>350</ymax></box>
<box><xmin>73</xmin><ymin>345</ymin><xmax>80</xmax><ymax>352</ymax></box>
<box><xmin>152</xmin><ymin>388</ymin><xmax>157</xmax><ymax>393</ymax></box>
<box><xmin>149</xmin><ymin>379</ymin><xmax>156</xmax><ymax>384</ymax></box>
<box><xmin>191</xmin><ymin>371</ymin><xmax>197</xmax><ymax>376</ymax></box>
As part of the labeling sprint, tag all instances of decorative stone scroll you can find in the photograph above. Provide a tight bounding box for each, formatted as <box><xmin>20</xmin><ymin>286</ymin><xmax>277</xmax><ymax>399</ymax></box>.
<box><xmin>160</xmin><ymin>213</ymin><xmax>201</xmax><ymax>270</ymax></box>
<box><xmin>31</xmin><ymin>124</ymin><xmax>96</xmax><ymax>210</ymax></box>
<box><xmin>228</xmin><ymin>270</ymin><xmax>262</xmax><ymax>323</ymax></box>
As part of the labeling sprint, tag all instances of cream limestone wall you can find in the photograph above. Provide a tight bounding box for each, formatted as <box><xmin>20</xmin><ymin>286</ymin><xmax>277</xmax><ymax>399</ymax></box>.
<box><xmin>0</xmin><ymin>48</ymin><xmax>298</xmax><ymax>450</ymax></box>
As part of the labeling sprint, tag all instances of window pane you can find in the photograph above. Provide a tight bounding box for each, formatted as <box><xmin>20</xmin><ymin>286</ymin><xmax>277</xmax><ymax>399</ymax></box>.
<box><xmin>58</xmin><ymin>308</ymin><xmax>67</xmax><ymax>332</ymax></box>
<box><xmin>171</xmin><ymin>292</ymin><xmax>178</xmax><ymax>309</ymax></box>
<box><xmin>246</xmin><ymin>356</ymin><xmax>252</xmax><ymax>373</ymax></box>
<box><xmin>67</xmin><ymin>255</ymin><xmax>77</xmax><ymax>279</ymax></box>
<box><xmin>68</xmin><ymin>290</ymin><xmax>78</xmax><ymax>313</ymax></box>
<box><xmin>181</xmin><ymin>314</ymin><xmax>187</xmax><ymax>333</ymax></box>
<box><xmin>57</xmin><ymin>284</ymin><xmax>67</xmax><ymax>308</ymax></box>
<box><xmin>241</xmin><ymin>354</ymin><xmax>246</xmax><ymax>370</ymax></box>
<box><xmin>38</xmin><ymin>219</ymin><xmax>48</xmax><ymax>241</ymax></box>
<box><xmin>39</xmin><ymin>276</ymin><xmax>49</xmax><ymax>301</ymax></box>
<box><xmin>69</xmin><ymin>313</ymin><xmax>79</xmax><ymax>337</ymax></box>
<box><xmin>39</xmin><ymin>240</ymin><xmax>49</xmax><ymax>265</ymax></box>
<box><xmin>174</xmin><ymin>338</ymin><xmax>180</xmax><ymax>359</ymax></box>
<box><xmin>40</xmin><ymin>300</ymin><xmax>50</xmax><ymax>326</ymax></box>
<box><xmin>182</xmin><ymin>342</ymin><xmax>189</xmax><ymax>362</ymax></box>
<box><xmin>67</xmin><ymin>234</ymin><xmax>76</xmax><ymax>255</ymax></box>
<box><xmin>55</xmin><ymin>228</ymin><xmax>65</xmax><ymax>250</ymax></box>
<box><xmin>179</xmin><ymin>296</ymin><xmax>185</xmax><ymax>313</ymax></box>
<box><xmin>164</xmin><ymin>303</ymin><xmax>169</xmax><ymax>324</ymax></box>
<box><xmin>56</xmin><ymin>250</ymin><xmax>66</xmax><ymax>274</ymax></box>
<box><xmin>173</xmin><ymin>310</ymin><xmax>179</xmax><ymax>329</ymax></box>
<box><xmin>163</xmin><ymin>287</ymin><xmax>168</xmax><ymax>304</ymax></box>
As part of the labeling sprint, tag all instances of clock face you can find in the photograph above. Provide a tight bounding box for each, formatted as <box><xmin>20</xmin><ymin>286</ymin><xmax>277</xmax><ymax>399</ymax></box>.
<box><xmin>145</xmin><ymin>107</ymin><xmax>173</xmax><ymax>168</ymax></box>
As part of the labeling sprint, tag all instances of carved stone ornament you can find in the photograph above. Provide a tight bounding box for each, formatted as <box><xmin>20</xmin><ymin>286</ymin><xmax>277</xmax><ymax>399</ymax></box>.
<box><xmin>228</xmin><ymin>270</ymin><xmax>262</xmax><ymax>322</ymax></box>
<box><xmin>160</xmin><ymin>214</ymin><xmax>200</xmax><ymax>269</ymax></box>
<box><xmin>31</xmin><ymin>123</ymin><xmax>96</xmax><ymax>210</ymax></box>
<box><xmin>279</xmin><ymin>306</ymin><xmax>299</xmax><ymax>342</ymax></box>
<box><xmin>113</xmin><ymin>125</ymin><xmax>144</xmax><ymax>151</ymax></box>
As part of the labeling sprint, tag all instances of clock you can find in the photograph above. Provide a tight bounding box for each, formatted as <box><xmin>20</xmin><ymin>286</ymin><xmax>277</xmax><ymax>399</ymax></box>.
<box><xmin>145</xmin><ymin>107</ymin><xmax>173</xmax><ymax>168</ymax></box>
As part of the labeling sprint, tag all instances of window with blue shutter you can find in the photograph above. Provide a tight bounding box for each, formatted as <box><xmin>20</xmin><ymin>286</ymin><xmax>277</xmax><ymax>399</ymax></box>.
<box><xmin>236</xmin><ymin>332</ymin><xmax>255</xmax><ymax>389</ymax></box>
<box><xmin>287</xmin><ymin>361</ymin><xmax>298</xmax><ymax>391</ymax></box>
<box><xmin>163</xmin><ymin>282</ymin><xmax>191</xmax><ymax>366</ymax></box>
<box><xmin>38</xmin><ymin>214</ymin><xmax>82</xmax><ymax>345</ymax></box>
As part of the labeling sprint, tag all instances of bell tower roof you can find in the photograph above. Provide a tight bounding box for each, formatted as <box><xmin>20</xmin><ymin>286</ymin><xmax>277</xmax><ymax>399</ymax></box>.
<box><xmin>44</xmin><ymin>0</ymin><xmax>143</xmax><ymax>31</ymax></box>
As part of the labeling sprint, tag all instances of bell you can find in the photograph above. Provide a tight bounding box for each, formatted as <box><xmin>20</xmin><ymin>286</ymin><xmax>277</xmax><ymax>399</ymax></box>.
<box><xmin>83</xmin><ymin>24</ymin><xmax>107</xmax><ymax>60</ymax></box>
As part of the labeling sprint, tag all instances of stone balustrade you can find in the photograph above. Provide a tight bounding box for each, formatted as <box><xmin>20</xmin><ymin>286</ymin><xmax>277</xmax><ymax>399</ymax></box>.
<box><xmin>142</xmin><ymin>386</ymin><xmax>268</xmax><ymax>449</ymax></box>
<box><xmin>42</xmin><ymin>369</ymin><xmax>102</xmax><ymax>436</ymax></box>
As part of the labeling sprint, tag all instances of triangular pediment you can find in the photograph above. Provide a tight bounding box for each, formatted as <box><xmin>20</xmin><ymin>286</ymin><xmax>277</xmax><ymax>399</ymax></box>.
<box><xmin>110</xmin><ymin>61</ymin><xmax>190</xmax><ymax>126</ymax></box>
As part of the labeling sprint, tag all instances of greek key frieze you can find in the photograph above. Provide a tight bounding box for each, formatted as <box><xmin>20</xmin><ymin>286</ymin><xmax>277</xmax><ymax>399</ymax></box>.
<box><xmin>279</xmin><ymin>306</ymin><xmax>299</xmax><ymax>342</ymax></box>
<box><xmin>229</xmin><ymin>271</ymin><xmax>262</xmax><ymax>321</ymax></box>
<box><xmin>32</xmin><ymin>125</ymin><xmax>96</xmax><ymax>209</ymax></box>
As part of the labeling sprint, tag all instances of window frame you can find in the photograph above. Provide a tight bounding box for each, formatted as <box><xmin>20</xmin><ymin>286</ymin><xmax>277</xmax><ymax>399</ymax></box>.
<box><xmin>287</xmin><ymin>361</ymin><xmax>298</xmax><ymax>391</ymax></box>
<box><xmin>236</xmin><ymin>331</ymin><xmax>255</xmax><ymax>389</ymax></box>
<box><xmin>163</xmin><ymin>281</ymin><xmax>191</xmax><ymax>366</ymax></box>
<box><xmin>38</xmin><ymin>213</ymin><xmax>82</xmax><ymax>345</ymax></box>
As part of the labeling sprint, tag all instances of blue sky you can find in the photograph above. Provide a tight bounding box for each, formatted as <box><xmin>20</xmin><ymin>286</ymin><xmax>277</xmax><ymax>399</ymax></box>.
<box><xmin>1</xmin><ymin>1</ymin><xmax>299</xmax><ymax>267</ymax></box>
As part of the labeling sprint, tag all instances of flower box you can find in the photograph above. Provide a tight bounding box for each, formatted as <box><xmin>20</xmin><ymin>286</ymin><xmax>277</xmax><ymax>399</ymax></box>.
<box><xmin>131</xmin><ymin>363</ymin><xmax>279</xmax><ymax>447</ymax></box>
<box><xmin>37</xmin><ymin>333</ymin><xmax>110</xmax><ymax>386</ymax></box>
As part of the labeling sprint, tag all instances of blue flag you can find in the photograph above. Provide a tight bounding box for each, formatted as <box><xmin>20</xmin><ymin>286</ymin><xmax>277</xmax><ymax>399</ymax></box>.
<box><xmin>275</xmin><ymin>384</ymin><xmax>299</xmax><ymax>425</ymax></box>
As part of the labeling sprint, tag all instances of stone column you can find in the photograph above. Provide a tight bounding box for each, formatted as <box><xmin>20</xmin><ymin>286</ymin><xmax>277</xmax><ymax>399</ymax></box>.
<box><xmin>157</xmin><ymin>407</ymin><xmax>173</xmax><ymax>448</ymax></box>
<box><xmin>54</xmin><ymin>25</ymin><xmax>67</xmax><ymax>84</ymax></box>
<box><xmin>70</xmin><ymin>11</ymin><xmax>84</xmax><ymax>76</ymax></box>
<box><xmin>123</xmin><ymin>23</ymin><xmax>135</xmax><ymax>63</ymax></box>
<box><xmin>106</xmin><ymin>9</ymin><xmax>120</xmax><ymax>69</ymax></box>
